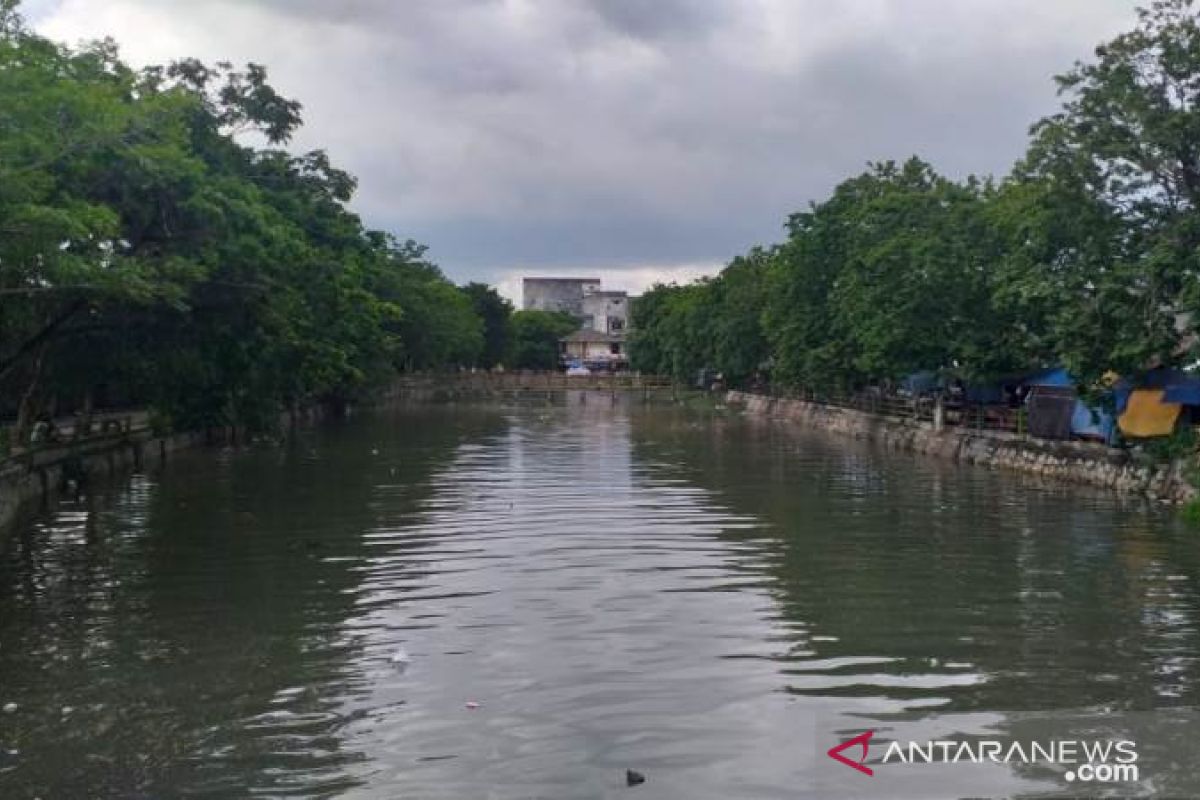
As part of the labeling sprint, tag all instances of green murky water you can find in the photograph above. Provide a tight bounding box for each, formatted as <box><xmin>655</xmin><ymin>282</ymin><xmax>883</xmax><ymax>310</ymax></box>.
<box><xmin>1</xmin><ymin>402</ymin><xmax>1197</xmax><ymax>798</ymax></box>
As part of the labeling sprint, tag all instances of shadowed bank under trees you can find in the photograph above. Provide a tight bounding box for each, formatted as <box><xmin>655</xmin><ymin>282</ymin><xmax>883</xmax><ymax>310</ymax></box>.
<box><xmin>630</xmin><ymin>0</ymin><xmax>1200</xmax><ymax>400</ymax></box>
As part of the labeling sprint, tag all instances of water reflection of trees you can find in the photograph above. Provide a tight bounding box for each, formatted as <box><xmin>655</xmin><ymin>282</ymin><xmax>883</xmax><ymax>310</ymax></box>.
<box><xmin>0</xmin><ymin>408</ymin><xmax>507</xmax><ymax>797</ymax></box>
<box><xmin>627</xmin><ymin>413</ymin><xmax>1200</xmax><ymax>739</ymax></box>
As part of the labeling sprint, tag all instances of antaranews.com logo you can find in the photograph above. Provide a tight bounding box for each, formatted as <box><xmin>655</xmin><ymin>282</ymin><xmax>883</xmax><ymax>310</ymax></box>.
<box><xmin>827</xmin><ymin>730</ymin><xmax>1139</xmax><ymax>785</ymax></box>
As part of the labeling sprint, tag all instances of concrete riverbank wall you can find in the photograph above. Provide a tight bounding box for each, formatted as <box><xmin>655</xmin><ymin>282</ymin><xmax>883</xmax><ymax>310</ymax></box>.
<box><xmin>0</xmin><ymin>429</ymin><xmax>207</xmax><ymax>534</ymax></box>
<box><xmin>727</xmin><ymin>391</ymin><xmax>1197</xmax><ymax>502</ymax></box>
<box><xmin>385</xmin><ymin>373</ymin><xmax>681</xmax><ymax>407</ymax></box>
<box><xmin>0</xmin><ymin>406</ymin><xmax>329</xmax><ymax>536</ymax></box>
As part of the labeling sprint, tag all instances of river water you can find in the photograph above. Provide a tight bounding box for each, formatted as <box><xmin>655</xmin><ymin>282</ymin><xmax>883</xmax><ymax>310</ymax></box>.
<box><xmin>1</xmin><ymin>400</ymin><xmax>1198</xmax><ymax>799</ymax></box>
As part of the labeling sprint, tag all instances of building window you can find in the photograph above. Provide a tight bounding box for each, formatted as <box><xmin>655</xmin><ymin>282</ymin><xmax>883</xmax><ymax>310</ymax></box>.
<box><xmin>611</xmin><ymin>343</ymin><xmax>621</xmax><ymax>355</ymax></box>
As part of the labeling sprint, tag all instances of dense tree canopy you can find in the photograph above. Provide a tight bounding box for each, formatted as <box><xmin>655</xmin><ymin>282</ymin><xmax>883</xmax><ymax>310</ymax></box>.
<box><xmin>8</xmin><ymin>0</ymin><xmax>1200</xmax><ymax>433</ymax></box>
<box><xmin>631</xmin><ymin>0</ymin><xmax>1200</xmax><ymax>394</ymax></box>
<box><xmin>463</xmin><ymin>282</ymin><xmax>513</xmax><ymax>369</ymax></box>
<box><xmin>0</xmin><ymin>2</ymin><xmax>488</xmax><ymax>440</ymax></box>
<box><xmin>506</xmin><ymin>310</ymin><xmax>576</xmax><ymax>371</ymax></box>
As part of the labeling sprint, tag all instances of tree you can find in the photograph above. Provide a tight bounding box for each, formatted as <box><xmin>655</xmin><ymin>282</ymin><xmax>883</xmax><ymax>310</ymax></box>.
<box><xmin>763</xmin><ymin>159</ymin><xmax>1022</xmax><ymax>389</ymax></box>
<box><xmin>628</xmin><ymin>282</ymin><xmax>713</xmax><ymax>381</ymax></box>
<box><xmin>506</xmin><ymin>310</ymin><xmax>576</xmax><ymax>370</ymax></box>
<box><xmin>1019</xmin><ymin>0</ymin><xmax>1200</xmax><ymax>383</ymax></box>
<box><xmin>0</xmin><ymin>2</ymin><xmax>490</xmax><ymax>440</ymax></box>
<box><xmin>706</xmin><ymin>250</ymin><xmax>772</xmax><ymax>386</ymax></box>
<box><xmin>0</xmin><ymin>17</ymin><xmax>202</xmax><ymax>437</ymax></box>
<box><xmin>463</xmin><ymin>283</ymin><xmax>513</xmax><ymax>368</ymax></box>
<box><xmin>372</xmin><ymin>240</ymin><xmax>482</xmax><ymax>372</ymax></box>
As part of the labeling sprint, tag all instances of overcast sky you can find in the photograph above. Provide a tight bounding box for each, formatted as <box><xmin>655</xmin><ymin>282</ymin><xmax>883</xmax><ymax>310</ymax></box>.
<box><xmin>26</xmin><ymin>0</ymin><xmax>1140</xmax><ymax>299</ymax></box>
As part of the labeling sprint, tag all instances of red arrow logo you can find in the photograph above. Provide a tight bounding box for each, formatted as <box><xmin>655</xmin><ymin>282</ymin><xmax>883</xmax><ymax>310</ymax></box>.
<box><xmin>827</xmin><ymin>730</ymin><xmax>875</xmax><ymax>776</ymax></box>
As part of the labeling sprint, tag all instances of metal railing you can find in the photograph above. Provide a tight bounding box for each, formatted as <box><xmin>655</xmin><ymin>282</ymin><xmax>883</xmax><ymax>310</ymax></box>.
<box><xmin>767</xmin><ymin>385</ymin><xmax>1030</xmax><ymax>437</ymax></box>
<box><xmin>1</xmin><ymin>410</ymin><xmax>152</xmax><ymax>467</ymax></box>
<box><xmin>394</xmin><ymin>371</ymin><xmax>676</xmax><ymax>392</ymax></box>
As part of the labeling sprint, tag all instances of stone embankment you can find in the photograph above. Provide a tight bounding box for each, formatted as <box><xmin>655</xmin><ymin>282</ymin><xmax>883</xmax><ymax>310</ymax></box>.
<box><xmin>0</xmin><ymin>429</ymin><xmax>206</xmax><ymax>533</ymax></box>
<box><xmin>0</xmin><ymin>406</ymin><xmax>327</xmax><ymax>535</ymax></box>
<box><xmin>727</xmin><ymin>391</ymin><xmax>1195</xmax><ymax>502</ymax></box>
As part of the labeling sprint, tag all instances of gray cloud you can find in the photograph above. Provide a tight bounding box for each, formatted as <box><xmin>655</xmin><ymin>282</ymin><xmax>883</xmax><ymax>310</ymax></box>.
<box><xmin>582</xmin><ymin>0</ymin><xmax>727</xmax><ymax>41</ymax></box>
<box><xmin>35</xmin><ymin>0</ymin><xmax>1141</xmax><ymax>288</ymax></box>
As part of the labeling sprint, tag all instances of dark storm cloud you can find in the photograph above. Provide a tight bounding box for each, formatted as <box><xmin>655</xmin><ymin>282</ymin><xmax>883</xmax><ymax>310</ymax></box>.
<box><xmin>142</xmin><ymin>0</ymin><xmax>723</xmax><ymax>41</ymax></box>
<box><xmin>36</xmin><ymin>0</ymin><xmax>1142</xmax><ymax>288</ymax></box>
<box><xmin>581</xmin><ymin>0</ymin><xmax>726</xmax><ymax>41</ymax></box>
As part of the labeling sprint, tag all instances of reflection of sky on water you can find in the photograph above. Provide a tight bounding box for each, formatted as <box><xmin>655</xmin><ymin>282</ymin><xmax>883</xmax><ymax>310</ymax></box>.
<box><xmin>1</xmin><ymin>404</ymin><xmax>1198</xmax><ymax>798</ymax></box>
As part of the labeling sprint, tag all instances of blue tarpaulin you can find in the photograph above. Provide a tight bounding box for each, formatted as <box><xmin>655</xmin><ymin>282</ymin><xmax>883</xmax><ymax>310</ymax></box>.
<box><xmin>1025</xmin><ymin>367</ymin><xmax>1072</xmax><ymax>388</ymax></box>
<box><xmin>1139</xmin><ymin>368</ymin><xmax>1187</xmax><ymax>389</ymax></box>
<box><xmin>1113</xmin><ymin>368</ymin><xmax>1200</xmax><ymax>411</ymax></box>
<box><xmin>1113</xmin><ymin>383</ymin><xmax>1133</xmax><ymax>415</ymax></box>
<box><xmin>1163</xmin><ymin>378</ymin><xmax>1200</xmax><ymax>406</ymax></box>
<box><xmin>900</xmin><ymin>370</ymin><xmax>939</xmax><ymax>395</ymax></box>
<box><xmin>1072</xmin><ymin>402</ymin><xmax>1116</xmax><ymax>443</ymax></box>
<box><xmin>965</xmin><ymin>383</ymin><xmax>1005</xmax><ymax>405</ymax></box>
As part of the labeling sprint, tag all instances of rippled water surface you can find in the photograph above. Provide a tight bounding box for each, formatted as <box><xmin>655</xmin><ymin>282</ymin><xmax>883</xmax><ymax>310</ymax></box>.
<box><xmin>2</xmin><ymin>401</ymin><xmax>1200</xmax><ymax>799</ymax></box>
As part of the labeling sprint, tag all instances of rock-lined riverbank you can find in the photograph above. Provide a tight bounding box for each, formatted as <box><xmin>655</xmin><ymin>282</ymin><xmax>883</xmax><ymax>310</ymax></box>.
<box><xmin>727</xmin><ymin>391</ymin><xmax>1196</xmax><ymax>502</ymax></box>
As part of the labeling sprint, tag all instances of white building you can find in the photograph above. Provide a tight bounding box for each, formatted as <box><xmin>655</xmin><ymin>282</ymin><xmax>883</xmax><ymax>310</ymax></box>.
<box><xmin>522</xmin><ymin>277</ymin><xmax>634</xmax><ymax>370</ymax></box>
<box><xmin>582</xmin><ymin>290</ymin><xmax>630</xmax><ymax>335</ymax></box>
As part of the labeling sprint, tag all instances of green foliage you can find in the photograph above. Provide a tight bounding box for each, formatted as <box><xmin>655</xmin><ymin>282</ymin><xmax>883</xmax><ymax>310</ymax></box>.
<box><xmin>463</xmin><ymin>282</ymin><xmax>513</xmax><ymax>368</ymax></box>
<box><xmin>0</xmin><ymin>4</ymin><xmax>490</xmax><ymax>437</ymax></box>
<box><xmin>1014</xmin><ymin>0</ymin><xmax>1200</xmax><ymax>386</ymax></box>
<box><xmin>634</xmin><ymin>161</ymin><xmax>1026</xmax><ymax>389</ymax></box>
<box><xmin>1180</xmin><ymin>497</ymin><xmax>1200</xmax><ymax>526</ymax></box>
<box><xmin>635</xmin><ymin>1</ymin><xmax>1200</xmax><ymax>403</ymax></box>
<box><xmin>629</xmin><ymin>282</ymin><xmax>711</xmax><ymax>382</ymax></box>
<box><xmin>11</xmin><ymin>0</ymin><xmax>1200</xmax><ymax>443</ymax></box>
<box><xmin>763</xmin><ymin>159</ymin><xmax>1023</xmax><ymax>389</ymax></box>
<box><xmin>371</xmin><ymin>241</ymin><xmax>483</xmax><ymax>372</ymax></box>
<box><xmin>1142</xmin><ymin>425</ymin><xmax>1197</xmax><ymax>463</ymax></box>
<box><xmin>506</xmin><ymin>310</ymin><xmax>576</xmax><ymax>370</ymax></box>
<box><xmin>629</xmin><ymin>248</ymin><xmax>771</xmax><ymax>385</ymax></box>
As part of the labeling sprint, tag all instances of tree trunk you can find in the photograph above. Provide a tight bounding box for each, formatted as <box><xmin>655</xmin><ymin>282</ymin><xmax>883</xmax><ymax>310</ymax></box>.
<box><xmin>13</xmin><ymin>343</ymin><xmax>49</xmax><ymax>450</ymax></box>
<box><xmin>77</xmin><ymin>386</ymin><xmax>95</xmax><ymax>440</ymax></box>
